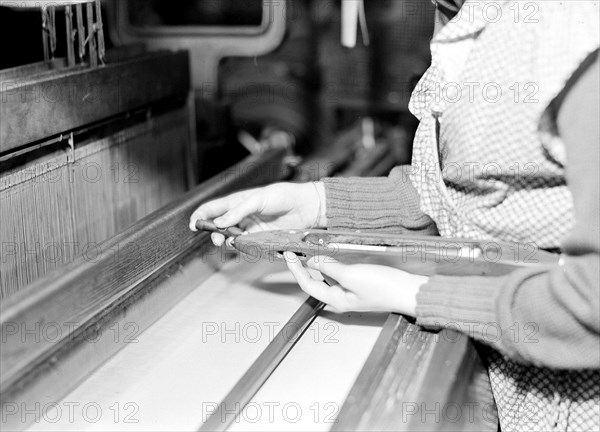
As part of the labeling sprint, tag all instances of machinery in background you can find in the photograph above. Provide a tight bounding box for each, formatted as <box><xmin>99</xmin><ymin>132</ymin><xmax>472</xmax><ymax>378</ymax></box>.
<box><xmin>215</xmin><ymin>0</ymin><xmax>435</xmax><ymax>174</ymax></box>
<box><xmin>115</xmin><ymin>0</ymin><xmax>435</xmax><ymax>179</ymax></box>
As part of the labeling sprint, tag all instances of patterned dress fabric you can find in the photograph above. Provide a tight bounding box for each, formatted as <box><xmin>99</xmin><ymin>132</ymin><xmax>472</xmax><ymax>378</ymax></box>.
<box><xmin>409</xmin><ymin>1</ymin><xmax>599</xmax><ymax>430</ymax></box>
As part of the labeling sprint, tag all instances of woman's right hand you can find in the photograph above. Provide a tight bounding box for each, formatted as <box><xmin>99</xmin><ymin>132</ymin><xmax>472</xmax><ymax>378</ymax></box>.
<box><xmin>189</xmin><ymin>182</ymin><xmax>327</xmax><ymax>246</ymax></box>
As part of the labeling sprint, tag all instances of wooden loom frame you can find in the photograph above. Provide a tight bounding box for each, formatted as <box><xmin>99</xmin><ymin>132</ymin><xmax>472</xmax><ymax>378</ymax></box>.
<box><xmin>1</xmin><ymin>144</ymin><xmax>499</xmax><ymax>432</ymax></box>
<box><xmin>0</xmin><ymin>149</ymin><xmax>292</xmax><ymax>430</ymax></box>
<box><xmin>1</xmin><ymin>153</ymin><xmax>504</xmax><ymax>432</ymax></box>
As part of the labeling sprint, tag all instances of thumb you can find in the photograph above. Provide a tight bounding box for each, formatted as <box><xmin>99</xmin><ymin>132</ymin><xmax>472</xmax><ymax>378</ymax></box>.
<box><xmin>214</xmin><ymin>193</ymin><xmax>266</xmax><ymax>228</ymax></box>
<box><xmin>307</xmin><ymin>257</ymin><xmax>349</xmax><ymax>286</ymax></box>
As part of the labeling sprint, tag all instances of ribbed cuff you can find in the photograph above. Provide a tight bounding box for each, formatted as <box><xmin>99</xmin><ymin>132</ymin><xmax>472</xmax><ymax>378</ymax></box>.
<box><xmin>416</xmin><ymin>275</ymin><xmax>502</xmax><ymax>330</ymax></box>
<box><xmin>415</xmin><ymin>273</ymin><xmax>530</xmax><ymax>363</ymax></box>
<box><xmin>322</xmin><ymin>166</ymin><xmax>437</xmax><ymax>234</ymax></box>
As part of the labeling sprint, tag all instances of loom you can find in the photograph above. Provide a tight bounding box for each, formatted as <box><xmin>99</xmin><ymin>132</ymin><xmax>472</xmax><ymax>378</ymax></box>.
<box><xmin>2</xmin><ymin>1</ymin><xmax>506</xmax><ymax>431</ymax></box>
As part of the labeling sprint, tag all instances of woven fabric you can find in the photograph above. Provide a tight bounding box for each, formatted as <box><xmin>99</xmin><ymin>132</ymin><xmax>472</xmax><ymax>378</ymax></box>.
<box><xmin>408</xmin><ymin>1</ymin><xmax>599</xmax><ymax>430</ymax></box>
<box><xmin>485</xmin><ymin>349</ymin><xmax>600</xmax><ymax>432</ymax></box>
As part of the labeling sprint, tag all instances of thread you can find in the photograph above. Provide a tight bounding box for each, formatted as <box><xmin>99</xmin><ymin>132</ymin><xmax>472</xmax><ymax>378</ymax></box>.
<box><xmin>0</xmin><ymin>108</ymin><xmax>191</xmax><ymax>299</ymax></box>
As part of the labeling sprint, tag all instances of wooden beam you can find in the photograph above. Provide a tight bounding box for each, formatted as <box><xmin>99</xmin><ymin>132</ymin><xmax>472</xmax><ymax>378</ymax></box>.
<box><xmin>0</xmin><ymin>59</ymin><xmax>66</xmax><ymax>81</ymax></box>
<box><xmin>1</xmin><ymin>51</ymin><xmax>190</xmax><ymax>154</ymax></box>
<box><xmin>333</xmin><ymin>314</ymin><xmax>497</xmax><ymax>431</ymax></box>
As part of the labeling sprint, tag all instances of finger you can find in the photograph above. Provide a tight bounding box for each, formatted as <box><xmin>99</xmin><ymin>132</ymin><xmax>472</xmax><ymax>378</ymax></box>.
<box><xmin>307</xmin><ymin>267</ymin><xmax>325</xmax><ymax>281</ymax></box>
<box><xmin>211</xmin><ymin>233</ymin><xmax>225</xmax><ymax>247</ymax></box>
<box><xmin>214</xmin><ymin>193</ymin><xmax>266</xmax><ymax>228</ymax></box>
<box><xmin>306</xmin><ymin>257</ymin><xmax>351</xmax><ymax>286</ymax></box>
<box><xmin>284</xmin><ymin>252</ymin><xmax>346</xmax><ymax>307</ymax></box>
<box><xmin>322</xmin><ymin>274</ymin><xmax>339</xmax><ymax>287</ymax></box>
<box><xmin>189</xmin><ymin>191</ymin><xmax>251</xmax><ymax>231</ymax></box>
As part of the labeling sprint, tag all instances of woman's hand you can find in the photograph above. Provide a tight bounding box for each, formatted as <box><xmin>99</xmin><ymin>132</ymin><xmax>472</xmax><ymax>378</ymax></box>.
<box><xmin>284</xmin><ymin>252</ymin><xmax>428</xmax><ymax>316</ymax></box>
<box><xmin>189</xmin><ymin>182</ymin><xmax>327</xmax><ymax>246</ymax></box>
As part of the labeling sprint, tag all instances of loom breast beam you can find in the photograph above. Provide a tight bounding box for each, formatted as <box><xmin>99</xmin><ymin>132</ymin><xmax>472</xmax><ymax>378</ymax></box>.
<box><xmin>333</xmin><ymin>313</ymin><xmax>497</xmax><ymax>431</ymax></box>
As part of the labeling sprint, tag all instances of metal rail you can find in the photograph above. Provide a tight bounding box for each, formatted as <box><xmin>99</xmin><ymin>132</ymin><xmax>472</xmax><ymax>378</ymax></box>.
<box><xmin>199</xmin><ymin>297</ymin><xmax>325</xmax><ymax>431</ymax></box>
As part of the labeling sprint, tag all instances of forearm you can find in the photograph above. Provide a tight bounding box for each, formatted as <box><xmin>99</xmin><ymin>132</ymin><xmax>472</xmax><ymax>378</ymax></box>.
<box><xmin>322</xmin><ymin>166</ymin><xmax>438</xmax><ymax>234</ymax></box>
<box><xmin>416</xmin><ymin>255</ymin><xmax>600</xmax><ymax>369</ymax></box>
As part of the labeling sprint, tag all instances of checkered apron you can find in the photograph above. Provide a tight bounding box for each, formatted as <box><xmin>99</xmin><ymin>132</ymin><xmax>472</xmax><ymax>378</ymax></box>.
<box><xmin>409</xmin><ymin>2</ymin><xmax>599</xmax><ymax>430</ymax></box>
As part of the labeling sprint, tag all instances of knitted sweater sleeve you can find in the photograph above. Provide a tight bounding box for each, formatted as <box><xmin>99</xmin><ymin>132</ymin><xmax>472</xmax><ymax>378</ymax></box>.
<box><xmin>322</xmin><ymin>165</ymin><xmax>438</xmax><ymax>235</ymax></box>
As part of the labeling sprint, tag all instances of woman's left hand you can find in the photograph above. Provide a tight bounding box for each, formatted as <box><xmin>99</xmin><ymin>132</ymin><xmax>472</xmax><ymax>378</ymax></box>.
<box><xmin>284</xmin><ymin>252</ymin><xmax>428</xmax><ymax>316</ymax></box>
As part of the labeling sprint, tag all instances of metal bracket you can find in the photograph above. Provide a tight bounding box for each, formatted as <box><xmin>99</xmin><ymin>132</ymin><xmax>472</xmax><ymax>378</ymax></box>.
<box><xmin>66</xmin><ymin>132</ymin><xmax>75</xmax><ymax>164</ymax></box>
<box><xmin>9</xmin><ymin>1</ymin><xmax>104</xmax><ymax>66</ymax></box>
<box><xmin>39</xmin><ymin>0</ymin><xmax>106</xmax><ymax>68</ymax></box>
<box><xmin>75</xmin><ymin>0</ymin><xmax>105</xmax><ymax>67</ymax></box>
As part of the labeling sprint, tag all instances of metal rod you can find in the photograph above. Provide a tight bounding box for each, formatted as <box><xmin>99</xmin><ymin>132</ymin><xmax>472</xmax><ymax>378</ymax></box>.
<box><xmin>48</xmin><ymin>6</ymin><xmax>56</xmax><ymax>58</ymax></box>
<box><xmin>199</xmin><ymin>297</ymin><xmax>325</xmax><ymax>431</ymax></box>
<box><xmin>65</xmin><ymin>5</ymin><xmax>75</xmax><ymax>66</ymax></box>
<box><xmin>76</xmin><ymin>3</ymin><xmax>85</xmax><ymax>62</ymax></box>
<box><xmin>95</xmin><ymin>0</ymin><xmax>106</xmax><ymax>64</ymax></box>
<box><xmin>86</xmin><ymin>2</ymin><xmax>97</xmax><ymax>67</ymax></box>
<box><xmin>41</xmin><ymin>8</ymin><xmax>50</xmax><ymax>61</ymax></box>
